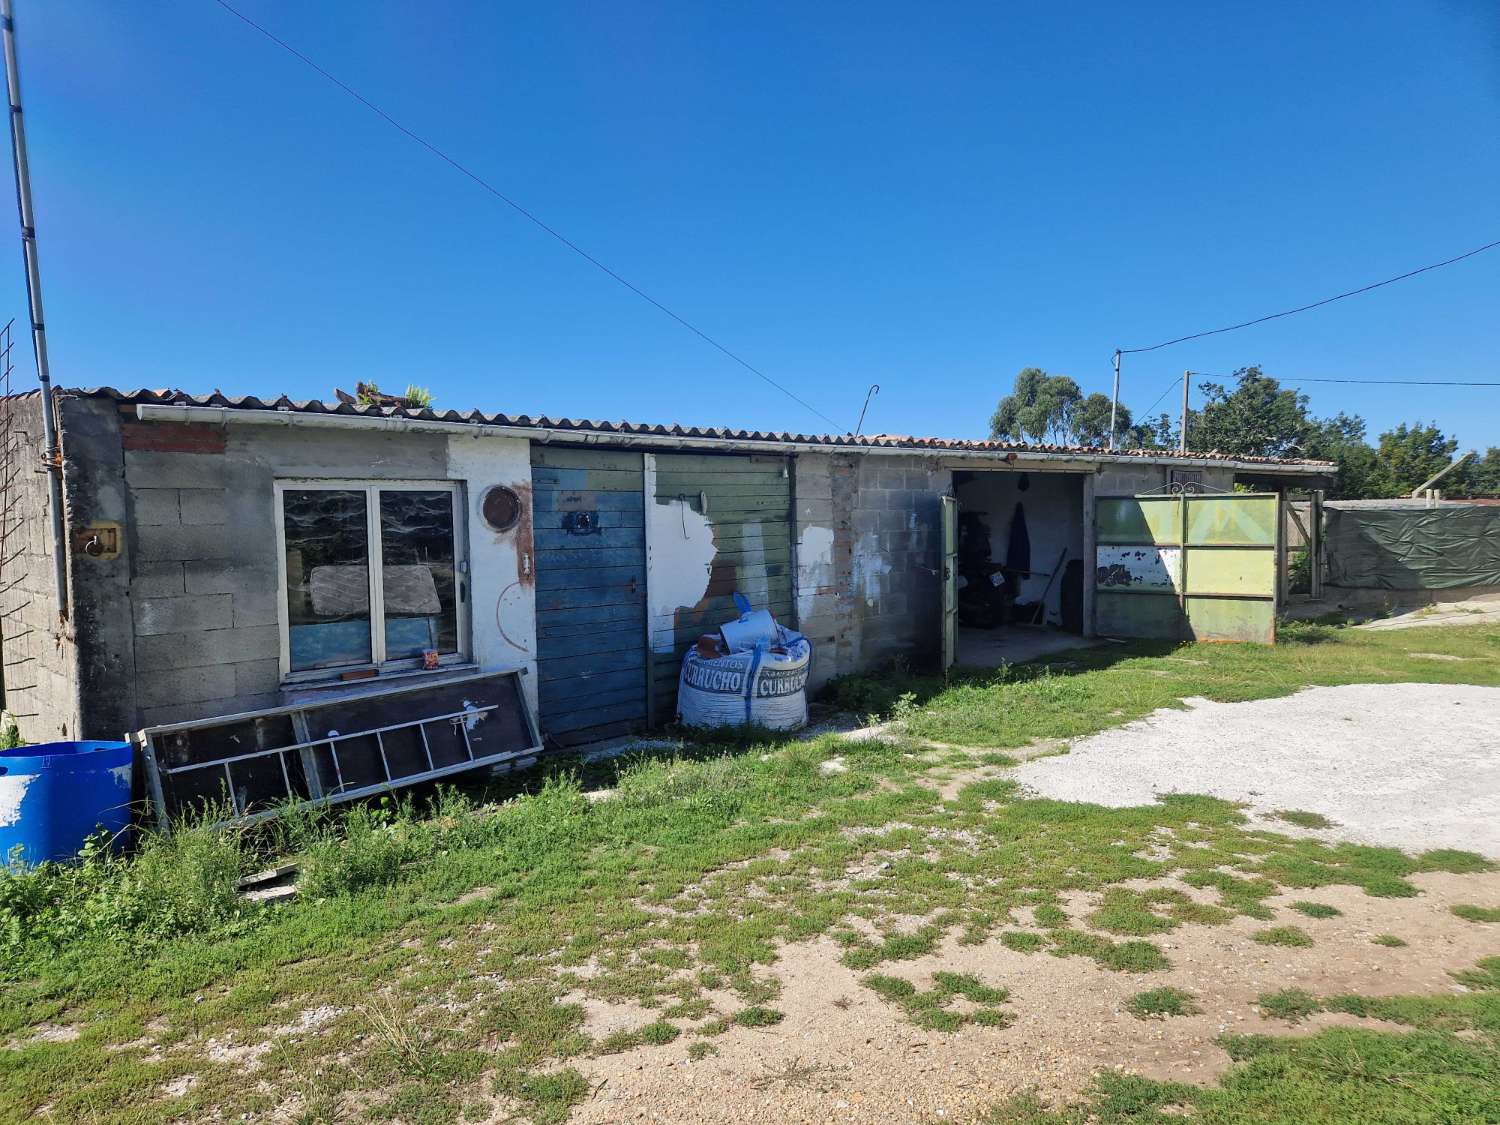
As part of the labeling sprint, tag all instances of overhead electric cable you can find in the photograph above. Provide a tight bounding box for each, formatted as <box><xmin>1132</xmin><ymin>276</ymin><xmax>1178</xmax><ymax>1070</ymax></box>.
<box><xmin>1189</xmin><ymin>372</ymin><xmax>1500</xmax><ymax>387</ymax></box>
<box><xmin>211</xmin><ymin>0</ymin><xmax>848</xmax><ymax>432</ymax></box>
<box><xmin>1120</xmin><ymin>237</ymin><xmax>1500</xmax><ymax>355</ymax></box>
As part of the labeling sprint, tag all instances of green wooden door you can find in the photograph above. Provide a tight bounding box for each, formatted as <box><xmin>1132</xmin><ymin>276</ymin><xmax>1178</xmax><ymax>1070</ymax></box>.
<box><xmin>1094</xmin><ymin>492</ymin><xmax>1280</xmax><ymax>643</ymax></box>
<box><xmin>647</xmin><ymin>452</ymin><xmax>793</xmax><ymax>721</ymax></box>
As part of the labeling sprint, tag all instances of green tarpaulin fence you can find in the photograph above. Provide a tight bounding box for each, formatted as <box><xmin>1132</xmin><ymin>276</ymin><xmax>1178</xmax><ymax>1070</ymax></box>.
<box><xmin>1324</xmin><ymin>505</ymin><xmax>1500</xmax><ymax>590</ymax></box>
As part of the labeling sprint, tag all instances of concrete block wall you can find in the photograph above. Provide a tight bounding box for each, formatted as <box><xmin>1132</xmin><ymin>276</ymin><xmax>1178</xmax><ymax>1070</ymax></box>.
<box><xmin>795</xmin><ymin>452</ymin><xmax>949</xmax><ymax>691</ymax></box>
<box><xmin>0</xmin><ymin>395</ymin><xmax>79</xmax><ymax>741</ymax></box>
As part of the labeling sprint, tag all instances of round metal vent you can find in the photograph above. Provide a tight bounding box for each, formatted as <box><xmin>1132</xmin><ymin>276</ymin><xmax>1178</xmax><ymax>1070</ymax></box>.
<box><xmin>481</xmin><ymin>485</ymin><xmax>522</xmax><ymax>532</ymax></box>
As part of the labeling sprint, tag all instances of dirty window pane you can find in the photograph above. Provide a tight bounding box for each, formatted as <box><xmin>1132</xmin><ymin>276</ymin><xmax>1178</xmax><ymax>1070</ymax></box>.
<box><xmin>379</xmin><ymin>490</ymin><xmax>458</xmax><ymax>659</ymax></box>
<box><xmin>283</xmin><ymin>489</ymin><xmax>372</xmax><ymax>671</ymax></box>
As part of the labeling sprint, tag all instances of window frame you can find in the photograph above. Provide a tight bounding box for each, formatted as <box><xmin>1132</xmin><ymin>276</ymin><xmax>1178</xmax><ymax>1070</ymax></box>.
<box><xmin>273</xmin><ymin>479</ymin><xmax>470</xmax><ymax>683</ymax></box>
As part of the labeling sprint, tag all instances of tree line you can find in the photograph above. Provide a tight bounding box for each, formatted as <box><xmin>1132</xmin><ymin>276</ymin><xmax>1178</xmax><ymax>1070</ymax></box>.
<box><xmin>989</xmin><ymin>366</ymin><xmax>1499</xmax><ymax>500</ymax></box>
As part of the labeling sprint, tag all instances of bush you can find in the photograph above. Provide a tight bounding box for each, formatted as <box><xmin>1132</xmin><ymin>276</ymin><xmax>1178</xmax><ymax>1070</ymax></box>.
<box><xmin>300</xmin><ymin>802</ymin><xmax>417</xmax><ymax>899</ymax></box>
<box><xmin>0</xmin><ymin>809</ymin><xmax>246</xmax><ymax>953</ymax></box>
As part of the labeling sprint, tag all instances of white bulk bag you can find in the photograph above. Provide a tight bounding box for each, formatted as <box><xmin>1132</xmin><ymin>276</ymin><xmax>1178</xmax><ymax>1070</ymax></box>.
<box><xmin>677</xmin><ymin>632</ymin><xmax>812</xmax><ymax>731</ymax></box>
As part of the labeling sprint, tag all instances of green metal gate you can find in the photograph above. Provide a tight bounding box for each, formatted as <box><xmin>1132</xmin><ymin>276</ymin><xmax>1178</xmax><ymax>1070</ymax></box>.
<box><xmin>1094</xmin><ymin>492</ymin><xmax>1280</xmax><ymax>643</ymax></box>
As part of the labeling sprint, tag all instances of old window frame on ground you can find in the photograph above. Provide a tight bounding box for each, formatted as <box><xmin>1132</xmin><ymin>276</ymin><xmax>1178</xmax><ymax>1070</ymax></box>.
<box><xmin>274</xmin><ymin>479</ymin><xmax>470</xmax><ymax>683</ymax></box>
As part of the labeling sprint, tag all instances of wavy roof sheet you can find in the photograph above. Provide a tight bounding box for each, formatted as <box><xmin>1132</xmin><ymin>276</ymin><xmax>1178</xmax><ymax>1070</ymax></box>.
<box><xmin>55</xmin><ymin>386</ymin><xmax>1333</xmax><ymax>466</ymax></box>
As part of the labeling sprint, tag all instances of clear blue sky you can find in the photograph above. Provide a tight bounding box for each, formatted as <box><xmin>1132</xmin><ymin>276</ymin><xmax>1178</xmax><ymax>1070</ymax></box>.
<box><xmin>8</xmin><ymin>1</ymin><xmax>1500</xmax><ymax>447</ymax></box>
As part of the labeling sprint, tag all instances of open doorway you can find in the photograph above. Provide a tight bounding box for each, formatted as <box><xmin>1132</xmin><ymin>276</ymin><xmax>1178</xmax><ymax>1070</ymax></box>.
<box><xmin>949</xmin><ymin>469</ymin><xmax>1092</xmax><ymax>666</ymax></box>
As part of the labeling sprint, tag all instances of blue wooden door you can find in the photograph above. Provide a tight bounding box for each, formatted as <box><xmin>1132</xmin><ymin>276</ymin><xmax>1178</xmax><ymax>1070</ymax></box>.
<box><xmin>531</xmin><ymin>446</ymin><xmax>649</xmax><ymax>745</ymax></box>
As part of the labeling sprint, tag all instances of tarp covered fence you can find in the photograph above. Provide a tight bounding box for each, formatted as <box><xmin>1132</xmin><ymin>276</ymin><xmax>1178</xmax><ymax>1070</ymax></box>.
<box><xmin>1323</xmin><ymin>505</ymin><xmax>1500</xmax><ymax>590</ymax></box>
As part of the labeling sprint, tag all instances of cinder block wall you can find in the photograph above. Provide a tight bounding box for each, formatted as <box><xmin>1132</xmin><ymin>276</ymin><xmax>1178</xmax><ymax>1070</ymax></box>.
<box><xmin>0</xmin><ymin>394</ymin><xmax>80</xmax><ymax>741</ymax></box>
<box><xmin>795</xmin><ymin>452</ymin><xmax>949</xmax><ymax>692</ymax></box>
<box><xmin>121</xmin><ymin>420</ymin><xmax>453</xmax><ymax>729</ymax></box>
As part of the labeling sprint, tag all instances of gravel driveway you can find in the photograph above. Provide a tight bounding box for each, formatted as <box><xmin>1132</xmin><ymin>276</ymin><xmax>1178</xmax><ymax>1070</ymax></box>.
<box><xmin>1012</xmin><ymin>682</ymin><xmax>1500</xmax><ymax>856</ymax></box>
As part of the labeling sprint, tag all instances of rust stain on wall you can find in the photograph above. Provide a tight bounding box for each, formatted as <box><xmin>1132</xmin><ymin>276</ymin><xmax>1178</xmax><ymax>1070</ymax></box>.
<box><xmin>511</xmin><ymin>480</ymin><xmax>535</xmax><ymax>588</ymax></box>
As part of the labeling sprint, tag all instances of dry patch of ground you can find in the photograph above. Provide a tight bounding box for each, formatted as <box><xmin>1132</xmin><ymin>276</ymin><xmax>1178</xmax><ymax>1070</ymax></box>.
<box><xmin>572</xmin><ymin>869</ymin><xmax>1500</xmax><ymax>1124</ymax></box>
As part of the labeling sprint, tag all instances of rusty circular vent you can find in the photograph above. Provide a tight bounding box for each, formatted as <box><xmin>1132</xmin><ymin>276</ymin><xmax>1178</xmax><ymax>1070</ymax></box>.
<box><xmin>481</xmin><ymin>485</ymin><xmax>522</xmax><ymax>532</ymax></box>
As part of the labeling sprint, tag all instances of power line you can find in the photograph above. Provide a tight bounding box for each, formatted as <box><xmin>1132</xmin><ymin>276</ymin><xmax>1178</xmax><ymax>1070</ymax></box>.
<box><xmin>1190</xmin><ymin>372</ymin><xmax>1500</xmax><ymax>387</ymax></box>
<box><xmin>210</xmin><ymin>0</ymin><xmax>849</xmax><ymax>433</ymax></box>
<box><xmin>1120</xmin><ymin>236</ymin><xmax>1500</xmax><ymax>355</ymax></box>
<box><xmin>1135</xmin><ymin>373</ymin><xmax>1184</xmax><ymax>419</ymax></box>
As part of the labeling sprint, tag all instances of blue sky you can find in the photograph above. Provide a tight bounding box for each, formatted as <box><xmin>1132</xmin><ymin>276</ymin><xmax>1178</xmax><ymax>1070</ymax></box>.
<box><xmin>7</xmin><ymin>1</ymin><xmax>1500</xmax><ymax>447</ymax></box>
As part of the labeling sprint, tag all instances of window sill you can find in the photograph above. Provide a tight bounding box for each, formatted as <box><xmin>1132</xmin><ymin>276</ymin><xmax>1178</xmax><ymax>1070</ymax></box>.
<box><xmin>280</xmin><ymin>662</ymin><xmax>481</xmax><ymax>707</ymax></box>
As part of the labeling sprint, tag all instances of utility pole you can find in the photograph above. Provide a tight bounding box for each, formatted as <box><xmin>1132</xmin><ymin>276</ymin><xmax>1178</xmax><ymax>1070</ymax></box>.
<box><xmin>1108</xmin><ymin>349</ymin><xmax>1121</xmax><ymax>450</ymax></box>
<box><xmin>1179</xmin><ymin>370</ymin><xmax>1189</xmax><ymax>453</ymax></box>
<box><xmin>2</xmin><ymin>0</ymin><xmax>67</xmax><ymax>621</ymax></box>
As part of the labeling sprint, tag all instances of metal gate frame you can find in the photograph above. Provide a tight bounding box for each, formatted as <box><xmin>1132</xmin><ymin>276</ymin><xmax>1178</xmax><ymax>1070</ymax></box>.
<box><xmin>1094</xmin><ymin>491</ymin><xmax>1282</xmax><ymax>643</ymax></box>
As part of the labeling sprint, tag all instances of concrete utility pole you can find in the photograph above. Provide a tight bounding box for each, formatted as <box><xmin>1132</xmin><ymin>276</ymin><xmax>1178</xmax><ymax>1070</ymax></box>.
<box><xmin>1179</xmin><ymin>370</ymin><xmax>1189</xmax><ymax>452</ymax></box>
<box><xmin>1410</xmin><ymin>450</ymin><xmax>1475</xmax><ymax>499</ymax></box>
<box><xmin>2</xmin><ymin>0</ymin><xmax>67</xmax><ymax>622</ymax></box>
<box><xmin>1108</xmin><ymin>350</ymin><xmax>1121</xmax><ymax>450</ymax></box>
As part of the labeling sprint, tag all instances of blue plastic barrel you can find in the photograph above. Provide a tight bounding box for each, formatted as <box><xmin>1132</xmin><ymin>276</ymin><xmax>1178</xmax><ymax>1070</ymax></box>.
<box><xmin>0</xmin><ymin>741</ymin><xmax>133</xmax><ymax>865</ymax></box>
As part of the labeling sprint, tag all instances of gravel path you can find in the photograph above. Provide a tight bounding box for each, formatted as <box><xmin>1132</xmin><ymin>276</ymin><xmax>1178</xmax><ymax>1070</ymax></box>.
<box><xmin>1012</xmin><ymin>683</ymin><xmax>1500</xmax><ymax>856</ymax></box>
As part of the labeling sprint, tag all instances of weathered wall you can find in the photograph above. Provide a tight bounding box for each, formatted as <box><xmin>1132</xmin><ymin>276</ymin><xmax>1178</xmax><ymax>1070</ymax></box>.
<box><xmin>120</xmin><ymin>418</ymin><xmax>535</xmax><ymax>730</ymax></box>
<box><xmin>1094</xmin><ymin>463</ymin><xmax>1236</xmax><ymax>495</ymax></box>
<box><xmin>0</xmin><ymin>394</ymin><xmax>79</xmax><ymax>741</ymax></box>
<box><xmin>794</xmin><ymin>452</ymin><xmax>949</xmax><ymax>692</ymax></box>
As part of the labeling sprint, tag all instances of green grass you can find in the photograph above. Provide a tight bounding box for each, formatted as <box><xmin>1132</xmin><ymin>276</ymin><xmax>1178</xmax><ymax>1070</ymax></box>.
<box><xmin>1126</xmin><ymin>987</ymin><xmax>1200</xmax><ymax>1020</ymax></box>
<box><xmin>1274</xmin><ymin>809</ymin><xmax>1335</xmax><ymax>830</ymax></box>
<box><xmin>989</xmin><ymin>956</ymin><xmax>1500</xmax><ymax>1123</ymax></box>
<box><xmin>1288</xmin><ymin>900</ymin><xmax>1341</xmax><ymax>919</ymax></box>
<box><xmin>862</xmin><ymin>971</ymin><xmax>1012</xmax><ymax>1031</ymax></box>
<box><xmin>1452</xmin><ymin>904</ymin><xmax>1500</xmax><ymax>922</ymax></box>
<box><xmin>1252</xmin><ymin>925</ymin><xmax>1314</xmax><ymax>947</ymax></box>
<box><xmin>1258</xmin><ymin>988</ymin><xmax>1322</xmax><ymax>1023</ymax></box>
<box><xmin>1371</xmin><ymin>933</ymin><xmax>1408</xmax><ymax>947</ymax></box>
<box><xmin>2</xmin><ymin>622</ymin><xmax>1498</xmax><ymax>1122</ymax></box>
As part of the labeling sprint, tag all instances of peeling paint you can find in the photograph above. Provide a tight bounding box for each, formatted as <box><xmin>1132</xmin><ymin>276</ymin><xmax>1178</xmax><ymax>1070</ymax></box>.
<box><xmin>796</xmin><ymin>525</ymin><xmax>834</xmax><ymax>622</ymax></box>
<box><xmin>851</xmin><ymin>531</ymin><xmax>892</xmax><ymax>607</ymax></box>
<box><xmin>0</xmin><ymin>775</ymin><xmax>34</xmax><ymax>828</ymax></box>
<box><xmin>1096</xmin><ymin>545</ymin><xmax>1181</xmax><ymax>590</ymax></box>
<box><xmin>648</xmin><ymin>498</ymin><xmax>716</xmax><ymax>653</ymax></box>
<box><xmin>738</xmin><ymin>520</ymin><xmax>770</xmax><ymax>610</ymax></box>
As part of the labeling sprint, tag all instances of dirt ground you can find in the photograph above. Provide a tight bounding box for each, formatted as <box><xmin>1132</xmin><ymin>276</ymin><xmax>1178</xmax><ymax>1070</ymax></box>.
<box><xmin>567</xmin><ymin>870</ymin><xmax>1500</xmax><ymax>1124</ymax></box>
<box><xmin>1012</xmin><ymin>682</ymin><xmax>1500</xmax><ymax>857</ymax></box>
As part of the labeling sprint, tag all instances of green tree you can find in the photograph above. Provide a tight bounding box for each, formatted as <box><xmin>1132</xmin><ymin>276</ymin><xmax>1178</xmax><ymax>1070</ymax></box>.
<box><xmin>1460</xmin><ymin>447</ymin><xmax>1500</xmax><ymax>497</ymax></box>
<box><xmin>1376</xmin><ymin>422</ymin><xmax>1459</xmax><ymax>495</ymax></box>
<box><xmin>1190</xmin><ymin>368</ymin><xmax>1315</xmax><ymax>459</ymax></box>
<box><xmin>1073</xmin><ymin>393</ymin><xmax>1128</xmax><ymax>446</ymax></box>
<box><xmin>1303</xmin><ymin>412</ymin><xmax>1395</xmax><ymax>500</ymax></box>
<box><xmin>990</xmin><ymin>368</ymin><xmax>1085</xmax><ymax>444</ymax></box>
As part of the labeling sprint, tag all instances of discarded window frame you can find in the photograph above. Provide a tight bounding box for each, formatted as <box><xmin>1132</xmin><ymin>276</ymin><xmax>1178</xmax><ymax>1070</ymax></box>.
<box><xmin>134</xmin><ymin>670</ymin><xmax>542</xmax><ymax>827</ymax></box>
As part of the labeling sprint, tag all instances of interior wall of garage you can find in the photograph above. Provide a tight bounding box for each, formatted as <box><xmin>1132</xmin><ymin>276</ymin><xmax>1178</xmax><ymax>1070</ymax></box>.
<box><xmin>952</xmin><ymin>470</ymin><xmax>1084</xmax><ymax>624</ymax></box>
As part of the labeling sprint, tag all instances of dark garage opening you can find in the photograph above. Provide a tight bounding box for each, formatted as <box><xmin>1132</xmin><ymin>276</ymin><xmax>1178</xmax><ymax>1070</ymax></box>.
<box><xmin>950</xmin><ymin>469</ymin><xmax>1092</xmax><ymax>666</ymax></box>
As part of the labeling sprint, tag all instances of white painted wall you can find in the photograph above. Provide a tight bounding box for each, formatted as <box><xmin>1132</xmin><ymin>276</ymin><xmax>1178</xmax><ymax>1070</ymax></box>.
<box><xmin>446</xmin><ymin>434</ymin><xmax>538</xmax><ymax>715</ymax></box>
<box><xmin>953</xmin><ymin>470</ymin><xmax>1084</xmax><ymax>623</ymax></box>
<box><xmin>646</xmin><ymin>494</ymin><xmax>715</xmax><ymax>654</ymax></box>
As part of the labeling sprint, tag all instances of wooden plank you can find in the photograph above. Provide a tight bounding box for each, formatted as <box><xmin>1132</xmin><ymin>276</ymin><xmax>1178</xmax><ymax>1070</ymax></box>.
<box><xmin>531</xmin><ymin>602</ymin><xmax>645</xmax><ymax>631</ymax></box>
<box><xmin>533</xmin><ymin>624</ymin><xmax>647</xmax><ymax>660</ymax></box>
<box><xmin>532</xmin><ymin>509</ymin><xmax>646</xmax><ymax>531</ymax></box>
<box><xmin>536</xmin><ymin>585</ymin><xmax>649</xmax><ymax>613</ymax></box>
<box><xmin>536</xmin><ymin>563</ymin><xmax>648</xmax><ymax>590</ymax></box>
<box><xmin>531</xmin><ymin>490</ymin><xmax>644</xmax><ymax>514</ymax></box>
<box><xmin>534</xmin><ymin>526</ymin><xmax>645</xmax><ymax>550</ymax></box>
<box><xmin>531</xmin><ymin>545</ymin><xmax>647</xmax><ymax>569</ymax></box>
<box><xmin>531</xmin><ymin>447</ymin><xmax>645</xmax><ymax>472</ymax></box>
<box><xmin>540</xmin><ymin>670</ymin><xmax>645</xmax><ymax>705</ymax></box>
<box><xmin>536</xmin><ymin>648</ymin><xmax>647</xmax><ymax>683</ymax></box>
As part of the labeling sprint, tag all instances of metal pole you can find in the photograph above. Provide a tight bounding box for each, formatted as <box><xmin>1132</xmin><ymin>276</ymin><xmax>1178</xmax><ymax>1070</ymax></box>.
<box><xmin>1107</xmin><ymin>349</ymin><xmax>1121</xmax><ymax>450</ymax></box>
<box><xmin>2</xmin><ymin>0</ymin><xmax>67</xmax><ymax>621</ymax></box>
<box><xmin>1179</xmin><ymin>369</ymin><xmax>1189</xmax><ymax>452</ymax></box>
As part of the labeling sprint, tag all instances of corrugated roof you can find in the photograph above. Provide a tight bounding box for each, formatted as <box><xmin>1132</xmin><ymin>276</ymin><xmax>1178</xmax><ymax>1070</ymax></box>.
<box><xmin>57</xmin><ymin>386</ymin><xmax>1333</xmax><ymax>466</ymax></box>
